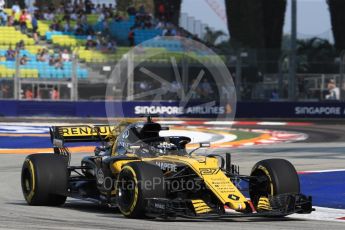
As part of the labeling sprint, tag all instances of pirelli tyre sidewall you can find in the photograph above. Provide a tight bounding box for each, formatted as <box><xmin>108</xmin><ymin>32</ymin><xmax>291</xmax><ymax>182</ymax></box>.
<box><xmin>21</xmin><ymin>153</ymin><xmax>68</xmax><ymax>206</ymax></box>
<box><xmin>116</xmin><ymin>162</ymin><xmax>165</xmax><ymax>218</ymax></box>
<box><xmin>249</xmin><ymin>159</ymin><xmax>300</xmax><ymax>211</ymax></box>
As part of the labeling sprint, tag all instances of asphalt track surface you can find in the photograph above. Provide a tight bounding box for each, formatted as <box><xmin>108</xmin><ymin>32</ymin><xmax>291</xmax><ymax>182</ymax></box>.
<box><xmin>1</xmin><ymin>122</ymin><xmax>345</xmax><ymax>229</ymax></box>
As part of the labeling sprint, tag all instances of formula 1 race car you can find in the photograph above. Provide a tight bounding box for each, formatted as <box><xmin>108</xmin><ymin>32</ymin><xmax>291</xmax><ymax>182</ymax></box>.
<box><xmin>21</xmin><ymin>116</ymin><xmax>313</xmax><ymax>219</ymax></box>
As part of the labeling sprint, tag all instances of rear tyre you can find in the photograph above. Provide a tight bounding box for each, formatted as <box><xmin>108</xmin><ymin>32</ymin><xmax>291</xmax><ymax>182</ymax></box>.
<box><xmin>116</xmin><ymin>162</ymin><xmax>165</xmax><ymax>218</ymax></box>
<box><xmin>21</xmin><ymin>153</ymin><xmax>68</xmax><ymax>206</ymax></box>
<box><xmin>249</xmin><ymin>159</ymin><xmax>300</xmax><ymax>214</ymax></box>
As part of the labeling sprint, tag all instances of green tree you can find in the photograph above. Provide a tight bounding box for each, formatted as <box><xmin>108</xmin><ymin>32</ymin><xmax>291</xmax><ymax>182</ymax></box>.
<box><xmin>117</xmin><ymin>0</ymin><xmax>155</xmax><ymax>15</ymax></box>
<box><xmin>328</xmin><ymin>0</ymin><xmax>345</xmax><ymax>52</ymax></box>
<box><xmin>203</xmin><ymin>26</ymin><xmax>226</xmax><ymax>46</ymax></box>
<box><xmin>297</xmin><ymin>38</ymin><xmax>337</xmax><ymax>73</ymax></box>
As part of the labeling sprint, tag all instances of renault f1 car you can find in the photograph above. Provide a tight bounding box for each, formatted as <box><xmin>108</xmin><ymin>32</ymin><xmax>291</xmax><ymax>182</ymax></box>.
<box><xmin>21</xmin><ymin>116</ymin><xmax>313</xmax><ymax>219</ymax></box>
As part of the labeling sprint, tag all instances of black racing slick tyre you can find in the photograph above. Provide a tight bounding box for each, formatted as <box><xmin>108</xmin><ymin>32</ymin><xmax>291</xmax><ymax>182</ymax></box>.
<box><xmin>249</xmin><ymin>159</ymin><xmax>300</xmax><ymax>212</ymax></box>
<box><xmin>21</xmin><ymin>153</ymin><xmax>68</xmax><ymax>206</ymax></box>
<box><xmin>116</xmin><ymin>162</ymin><xmax>165</xmax><ymax>218</ymax></box>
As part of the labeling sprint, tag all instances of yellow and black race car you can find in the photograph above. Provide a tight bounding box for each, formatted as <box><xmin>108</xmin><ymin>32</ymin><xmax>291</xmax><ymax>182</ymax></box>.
<box><xmin>21</xmin><ymin>116</ymin><xmax>313</xmax><ymax>219</ymax></box>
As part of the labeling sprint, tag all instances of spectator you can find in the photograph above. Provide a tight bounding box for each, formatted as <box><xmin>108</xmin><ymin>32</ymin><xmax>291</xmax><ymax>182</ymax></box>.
<box><xmin>85</xmin><ymin>24</ymin><xmax>95</xmax><ymax>36</ymax></box>
<box><xmin>54</xmin><ymin>52</ymin><xmax>64</xmax><ymax>69</ymax></box>
<box><xmin>86</xmin><ymin>36</ymin><xmax>96</xmax><ymax>49</ymax></box>
<box><xmin>94</xmin><ymin>36</ymin><xmax>101</xmax><ymax>48</ymax></box>
<box><xmin>170</xmin><ymin>28</ymin><xmax>177</xmax><ymax>36</ymax></box>
<box><xmin>19</xmin><ymin>55</ymin><xmax>29</xmax><ymax>65</ymax></box>
<box><xmin>74</xmin><ymin>22</ymin><xmax>84</xmax><ymax>35</ymax></box>
<box><xmin>94</xmin><ymin>4</ymin><xmax>102</xmax><ymax>14</ymax></box>
<box><xmin>0</xmin><ymin>9</ymin><xmax>7</xmax><ymax>26</ymax></box>
<box><xmin>0</xmin><ymin>0</ymin><xmax>5</xmax><ymax>10</ymax></box>
<box><xmin>97</xmin><ymin>10</ymin><xmax>106</xmax><ymax>22</ymax></box>
<box><xmin>114</xmin><ymin>13</ymin><xmax>123</xmax><ymax>22</ymax></box>
<box><xmin>12</xmin><ymin>1</ymin><xmax>21</xmax><ymax>14</ymax></box>
<box><xmin>170</xmin><ymin>80</ymin><xmax>182</xmax><ymax>100</ymax></box>
<box><xmin>144</xmin><ymin>16</ymin><xmax>152</xmax><ymax>29</ymax></box>
<box><xmin>51</xmin><ymin>87</ymin><xmax>60</xmax><ymax>100</ymax></box>
<box><xmin>37</xmin><ymin>49</ymin><xmax>49</xmax><ymax>62</ymax></box>
<box><xmin>70</xmin><ymin>11</ymin><xmax>78</xmax><ymax>20</ymax></box>
<box><xmin>133</xmin><ymin>16</ymin><xmax>141</xmax><ymax>29</ymax></box>
<box><xmin>200</xmin><ymin>79</ymin><xmax>213</xmax><ymax>97</ymax></box>
<box><xmin>128</xmin><ymin>27</ymin><xmax>135</xmax><ymax>46</ymax></box>
<box><xmin>16</xmin><ymin>40</ymin><xmax>25</xmax><ymax>50</ymax></box>
<box><xmin>138</xmin><ymin>5</ymin><xmax>146</xmax><ymax>15</ymax></box>
<box><xmin>8</xmin><ymin>11</ymin><xmax>16</xmax><ymax>26</ymax></box>
<box><xmin>28</xmin><ymin>2</ymin><xmax>38</xmax><ymax>15</ymax></box>
<box><xmin>325</xmin><ymin>80</ymin><xmax>340</xmax><ymax>100</ymax></box>
<box><xmin>48</xmin><ymin>54</ymin><xmax>55</xmax><ymax>66</ymax></box>
<box><xmin>127</xmin><ymin>4</ymin><xmax>136</xmax><ymax>16</ymax></box>
<box><xmin>6</xmin><ymin>46</ymin><xmax>16</xmax><ymax>61</ymax></box>
<box><xmin>162</xmin><ymin>27</ymin><xmax>168</xmax><ymax>36</ymax></box>
<box><xmin>101</xmin><ymin>3</ymin><xmax>106</xmax><ymax>11</ymax></box>
<box><xmin>19</xmin><ymin>9</ymin><xmax>29</xmax><ymax>33</ymax></box>
<box><xmin>63</xmin><ymin>20</ymin><xmax>71</xmax><ymax>32</ymax></box>
<box><xmin>139</xmin><ymin>81</ymin><xmax>150</xmax><ymax>91</ymax></box>
<box><xmin>85</xmin><ymin>0</ymin><xmax>92</xmax><ymax>14</ymax></box>
<box><xmin>25</xmin><ymin>88</ymin><xmax>33</xmax><ymax>99</ymax></box>
<box><xmin>155</xmin><ymin>20</ymin><xmax>165</xmax><ymax>29</ymax></box>
<box><xmin>271</xmin><ymin>89</ymin><xmax>279</xmax><ymax>100</ymax></box>
<box><xmin>108</xmin><ymin>3</ymin><xmax>114</xmax><ymax>11</ymax></box>
<box><xmin>44</xmin><ymin>10</ymin><xmax>54</xmax><ymax>21</ymax></box>
<box><xmin>61</xmin><ymin>49</ymin><xmax>70</xmax><ymax>62</ymax></box>
<box><xmin>1</xmin><ymin>83</ymin><xmax>10</xmax><ymax>98</ymax></box>
<box><xmin>31</xmin><ymin>14</ymin><xmax>39</xmax><ymax>44</ymax></box>
<box><xmin>50</xmin><ymin>19</ymin><xmax>61</xmax><ymax>31</ymax></box>
<box><xmin>66</xmin><ymin>1</ymin><xmax>74</xmax><ymax>14</ymax></box>
<box><xmin>106</xmin><ymin>40</ymin><xmax>117</xmax><ymax>52</ymax></box>
<box><xmin>158</xmin><ymin>3</ymin><xmax>165</xmax><ymax>20</ymax></box>
<box><xmin>80</xmin><ymin>13</ymin><xmax>87</xmax><ymax>24</ymax></box>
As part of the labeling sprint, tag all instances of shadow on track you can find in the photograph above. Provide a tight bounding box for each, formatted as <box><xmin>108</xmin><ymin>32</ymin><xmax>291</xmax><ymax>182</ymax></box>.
<box><xmin>8</xmin><ymin>200</ymin><xmax>307</xmax><ymax>223</ymax></box>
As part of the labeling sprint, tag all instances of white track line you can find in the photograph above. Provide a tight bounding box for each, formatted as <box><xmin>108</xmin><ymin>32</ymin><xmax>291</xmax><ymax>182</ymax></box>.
<box><xmin>291</xmin><ymin>207</ymin><xmax>345</xmax><ymax>222</ymax></box>
<box><xmin>257</xmin><ymin>122</ymin><xmax>287</xmax><ymax>126</ymax></box>
<box><xmin>299</xmin><ymin>169</ymin><xmax>345</xmax><ymax>173</ymax></box>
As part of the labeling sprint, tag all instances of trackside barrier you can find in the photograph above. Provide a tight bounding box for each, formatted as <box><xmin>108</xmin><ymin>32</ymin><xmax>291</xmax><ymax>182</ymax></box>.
<box><xmin>1</xmin><ymin>100</ymin><xmax>345</xmax><ymax>118</ymax></box>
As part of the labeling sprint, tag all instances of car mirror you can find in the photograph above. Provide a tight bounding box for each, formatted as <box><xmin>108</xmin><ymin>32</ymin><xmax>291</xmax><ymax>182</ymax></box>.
<box><xmin>53</xmin><ymin>138</ymin><xmax>64</xmax><ymax>148</ymax></box>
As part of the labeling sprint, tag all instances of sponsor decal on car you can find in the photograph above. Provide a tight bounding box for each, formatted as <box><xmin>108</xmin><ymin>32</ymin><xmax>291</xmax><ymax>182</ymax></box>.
<box><xmin>155</xmin><ymin>162</ymin><xmax>178</xmax><ymax>172</ymax></box>
<box><xmin>199</xmin><ymin>168</ymin><xmax>220</xmax><ymax>175</ymax></box>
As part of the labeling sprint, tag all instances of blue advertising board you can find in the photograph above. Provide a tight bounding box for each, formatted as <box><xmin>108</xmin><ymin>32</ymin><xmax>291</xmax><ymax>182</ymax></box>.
<box><xmin>1</xmin><ymin>100</ymin><xmax>345</xmax><ymax>119</ymax></box>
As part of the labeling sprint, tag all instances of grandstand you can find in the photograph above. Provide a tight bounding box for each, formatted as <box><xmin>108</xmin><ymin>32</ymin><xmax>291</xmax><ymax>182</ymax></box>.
<box><xmin>0</xmin><ymin>0</ymin><xmax>223</xmax><ymax>100</ymax></box>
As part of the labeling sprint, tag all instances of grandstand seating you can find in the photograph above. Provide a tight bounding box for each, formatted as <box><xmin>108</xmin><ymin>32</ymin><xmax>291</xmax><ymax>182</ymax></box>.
<box><xmin>0</xmin><ymin>47</ymin><xmax>88</xmax><ymax>79</ymax></box>
<box><xmin>0</xmin><ymin>60</ymin><xmax>88</xmax><ymax>79</ymax></box>
<box><xmin>108</xmin><ymin>17</ymin><xmax>136</xmax><ymax>44</ymax></box>
<box><xmin>77</xmin><ymin>46</ymin><xmax>131</xmax><ymax>62</ymax></box>
<box><xmin>30</xmin><ymin>14</ymin><xmax>187</xmax><ymax>62</ymax></box>
<box><xmin>0</xmin><ymin>7</ymin><xmax>221</xmax><ymax>81</ymax></box>
<box><xmin>134</xmin><ymin>29</ymin><xmax>162</xmax><ymax>45</ymax></box>
<box><xmin>0</xmin><ymin>27</ymin><xmax>35</xmax><ymax>45</ymax></box>
<box><xmin>0</xmin><ymin>65</ymin><xmax>15</xmax><ymax>78</ymax></box>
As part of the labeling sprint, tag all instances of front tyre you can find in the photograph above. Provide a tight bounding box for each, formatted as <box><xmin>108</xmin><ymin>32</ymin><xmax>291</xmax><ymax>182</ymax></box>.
<box><xmin>116</xmin><ymin>162</ymin><xmax>165</xmax><ymax>218</ymax></box>
<box><xmin>21</xmin><ymin>154</ymin><xmax>68</xmax><ymax>206</ymax></box>
<box><xmin>249</xmin><ymin>159</ymin><xmax>300</xmax><ymax>214</ymax></box>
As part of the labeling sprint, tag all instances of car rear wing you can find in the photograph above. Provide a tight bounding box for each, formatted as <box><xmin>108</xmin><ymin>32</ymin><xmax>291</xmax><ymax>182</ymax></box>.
<box><xmin>50</xmin><ymin>125</ymin><xmax>116</xmax><ymax>144</ymax></box>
